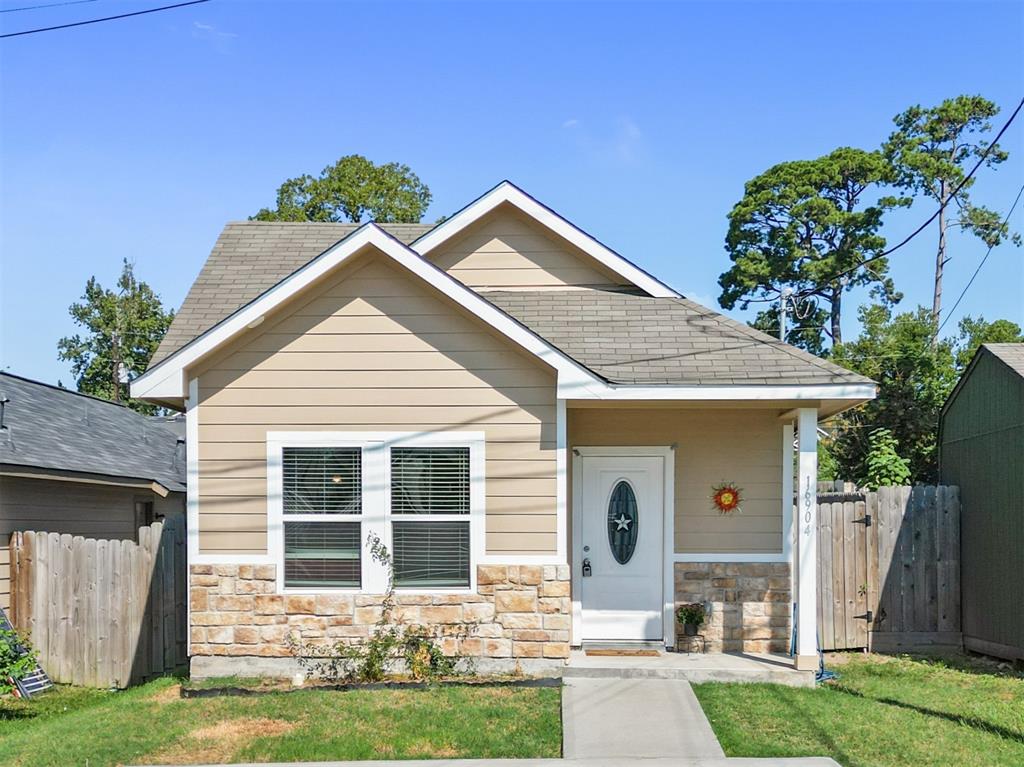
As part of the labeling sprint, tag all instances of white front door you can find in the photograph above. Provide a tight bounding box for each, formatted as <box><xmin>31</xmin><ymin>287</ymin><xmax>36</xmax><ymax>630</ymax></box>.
<box><xmin>577</xmin><ymin>454</ymin><xmax>665</xmax><ymax>642</ymax></box>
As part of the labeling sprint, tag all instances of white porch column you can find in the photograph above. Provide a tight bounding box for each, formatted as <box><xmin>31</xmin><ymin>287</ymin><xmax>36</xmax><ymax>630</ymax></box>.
<box><xmin>795</xmin><ymin>407</ymin><xmax>819</xmax><ymax>670</ymax></box>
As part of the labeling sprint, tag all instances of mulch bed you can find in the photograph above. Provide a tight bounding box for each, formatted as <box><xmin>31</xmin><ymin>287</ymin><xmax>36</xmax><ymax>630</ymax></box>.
<box><xmin>180</xmin><ymin>676</ymin><xmax>562</xmax><ymax>698</ymax></box>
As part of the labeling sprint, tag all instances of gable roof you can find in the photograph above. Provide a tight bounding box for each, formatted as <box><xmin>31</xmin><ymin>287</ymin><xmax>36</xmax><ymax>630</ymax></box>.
<box><xmin>0</xmin><ymin>372</ymin><xmax>185</xmax><ymax>492</ymax></box>
<box><xmin>151</xmin><ymin>221</ymin><xmax>433</xmax><ymax>365</ymax></box>
<box><xmin>486</xmin><ymin>291</ymin><xmax>873</xmax><ymax>386</ymax></box>
<box><xmin>983</xmin><ymin>343</ymin><xmax>1024</xmax><ymax>377</ymax></box>
<box><xmin>412</xmin><ymin>181</ymin><xmax>679</xmax><ymax>298</ymax></box>
<box><xmin>132</xmin><ymin>224</ymin><xmax>602</xmax><ymax>402</ymax></box>
<box><xmin>135</xmin><ymin>183</ymin><xmax>874</xmax><ymax>407</ymax></box>
<box><xmin>941</xmin><ymin>342</ymin><xmax>1024</xmax><ymax>419</ymax></box>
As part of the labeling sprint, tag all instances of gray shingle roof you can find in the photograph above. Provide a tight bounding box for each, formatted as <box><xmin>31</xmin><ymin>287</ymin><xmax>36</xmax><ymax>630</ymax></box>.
<box><xmin>149</xmin><ymin>220</ymin><xmax>870</xmax><ymax>388</ymax></box>
<box><xmin>0</xmin><ymin>373</ymin><xmax>186</xmax><ymax>491</ymax></box>
<box><xmin>151</xmin><ymin>221</ymin><xmax>435</xmax><ymax>364</ymax></box>
<box><xmin>486</xmin><ymin>291</ymin><xmax>874</xmax><ymax>386</ymax></box>
<box><xmin>983</xmin><ymin>343</ymin><xmax>1024</xmax><ymax>377</ymax></box>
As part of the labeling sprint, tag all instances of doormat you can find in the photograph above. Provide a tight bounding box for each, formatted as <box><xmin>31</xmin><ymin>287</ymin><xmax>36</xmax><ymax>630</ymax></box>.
<box><xmin>584</xmin><ymin>648</ymin><xmax>661</xmax><ymax>657</ymax></box>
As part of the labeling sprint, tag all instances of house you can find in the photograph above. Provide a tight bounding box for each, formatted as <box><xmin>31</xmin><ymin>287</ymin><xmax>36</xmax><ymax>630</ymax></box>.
<box><xmin>0</xmin><ymin>372</ymin><xmax>186</xmax><ymax>612</ymax></box>
<box><xmin>131</xmin><ymin>181</ymin><xmax>875</xmax><ymax>677</ymax></box>
<box><xmin>940</xmin><ymin>343</ymin><xmax>1024</xmax><ymax>662</ymax></box>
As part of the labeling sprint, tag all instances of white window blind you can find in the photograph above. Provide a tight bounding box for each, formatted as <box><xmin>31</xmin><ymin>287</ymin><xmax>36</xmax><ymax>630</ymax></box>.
<box><xmin>390</xmin><ymin>447</ymin><xmax>470</xmax><ymax>515</ymax></box>
<box><xmin>282</xmin><ymin>447</ymin><xmax>363</xmax><ymax>588</ymax></box>
<box><xmin>392</xmin><ymin>520</ymin><xmax>470</xmax><ymax>588</ymax></box>
<box><xmin>284</xmin><ymin>521</ymin><xmax>361</xmax><ymax>588</ymax></box>
<box><xmin>283</xmin><ymin>447</ymin><xmax>361</xmax><ymax>515</ymax></box>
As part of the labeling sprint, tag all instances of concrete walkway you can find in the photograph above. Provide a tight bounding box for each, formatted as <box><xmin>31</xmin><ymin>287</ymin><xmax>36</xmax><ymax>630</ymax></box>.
<box><xmin>142</xmin><ymin>759</ymin><xmax>841</xmax><ymax>766</ymax></box>
<box><xmin>564</xmin><ymin>651</ymin><xmax>814</xmax><ymax>687</ymax></box>
<box><xmin>562</xmin><ymin>677</ymin><xmax>725</xmax><ymax>759</ymax></box>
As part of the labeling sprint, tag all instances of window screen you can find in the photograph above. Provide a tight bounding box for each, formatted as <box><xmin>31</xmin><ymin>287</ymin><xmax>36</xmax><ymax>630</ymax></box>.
<box><xmin>283</xmin><ymin>447</ymin><xmax>361</xmax><ymax>514</ymax></box>
<box><xmin>390</xmin><ymin>447</ymin><xmax>470</xmax><ymax>515</ymax></box>
<box><xmin>284</xmin><ymin>521</ymin><xmax>361</xmax><ymax>588</ymax></box>
<box><xmin>392</xmin><ymin>520</ymin><xmax>470</xmax><ymax>588</ymax></box>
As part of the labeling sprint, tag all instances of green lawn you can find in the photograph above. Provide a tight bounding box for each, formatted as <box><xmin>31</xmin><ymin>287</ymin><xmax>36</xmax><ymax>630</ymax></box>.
<box><xmin>693</xmin><ymin>653</ymin><xmax>1024</xmax><ymax>767</ymax></box>
<box><xmin>0</xmin><ymin>677</ymin><xmax>561</xmax><ymax>766</ymax></box>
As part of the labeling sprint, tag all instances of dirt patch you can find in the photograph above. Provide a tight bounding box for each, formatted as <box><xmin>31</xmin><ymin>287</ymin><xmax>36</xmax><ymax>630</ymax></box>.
<box><xmin>147</xmin><ymin>683</ymin><xmax>183</xmax><ymax>704</ymax></box>
<box><xmin>407</xmin><ymin>741</ymin><xmax>459</xmax><ymax>757</ymax></box>
<box><xmin>144</xmin><ymin>717</ymin><xmax>298</xmax><ymax>765</ymax></box>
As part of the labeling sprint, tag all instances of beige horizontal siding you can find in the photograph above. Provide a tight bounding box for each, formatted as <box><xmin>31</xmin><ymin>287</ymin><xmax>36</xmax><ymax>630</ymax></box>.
<box><xmin>428</xmin><ymin>204</ymin><xmax>627</xmax><ymax>289</ymax></box>
<box><xmin>194</xmin><ymin>254</ymin><xmax>558</xmax><ymax>556</ymax></box>
<box><xmin>569</xmin><ymin>408</ymin><xmax>785</xmax><ymax>554</ymax></box>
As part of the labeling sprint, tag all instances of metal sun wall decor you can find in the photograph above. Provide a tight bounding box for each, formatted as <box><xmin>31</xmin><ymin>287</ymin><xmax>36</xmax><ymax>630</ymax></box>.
<box><xmin>711</xmin><ymin>481</ymin><xmax>743</xmax><ymax>514</ymax></box>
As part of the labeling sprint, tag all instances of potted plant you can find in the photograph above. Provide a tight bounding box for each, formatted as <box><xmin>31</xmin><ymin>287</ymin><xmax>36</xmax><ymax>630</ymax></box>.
<box><xmin>676</xmin><ymin>603</ymin><xmax>705</xmax><ymax>637</ymax></box>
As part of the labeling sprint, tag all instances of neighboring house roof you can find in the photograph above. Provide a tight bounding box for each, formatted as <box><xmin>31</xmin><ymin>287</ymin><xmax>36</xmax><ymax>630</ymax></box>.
<box><xmin>486</xmin><ymin>291</ymin><xmax>873</xmax><ymax>386</ymax></box>
<box><xmin>151</xmin><ymin>221</ymin><xmax>434</xmax><ymax>364</ymax></box>
<box><xmin>941</xmin><ymin>342</ymin><xmax>1024</xmax><ymax>419</ymax></box>
<box><xmin>982</xmin><ymin>343</ymin><xmax>1024</xmax><ymax>377</ymax></box>
<box><xmin>0</xmin><ymin>373</ymin><xmax>186</xmax><ymax>493</ymax></box>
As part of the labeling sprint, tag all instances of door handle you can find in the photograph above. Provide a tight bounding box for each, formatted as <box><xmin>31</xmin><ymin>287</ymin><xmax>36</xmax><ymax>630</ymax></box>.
<box><xmin>582</xmin><ymin>558</ymin><xmax>592</xmax><ymax>577</ymax></box>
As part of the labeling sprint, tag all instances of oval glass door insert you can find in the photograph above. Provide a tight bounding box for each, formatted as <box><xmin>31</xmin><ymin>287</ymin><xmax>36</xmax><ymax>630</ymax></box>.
<box><xmin>607</xmin><ymin>480</ymin><xmax>639</xmax><ymax>564</ymax></box>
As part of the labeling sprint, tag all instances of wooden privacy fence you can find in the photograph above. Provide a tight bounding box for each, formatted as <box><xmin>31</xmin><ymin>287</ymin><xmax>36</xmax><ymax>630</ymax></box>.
<box><xmin>816</xmin><ymin>484</ymin><xmax>961</xmax><ymax>652</ymax></box>
<box><xmin>8</xmin><ymin>517</ymin><xmax>186</xmax><ymax>688</ymax></box>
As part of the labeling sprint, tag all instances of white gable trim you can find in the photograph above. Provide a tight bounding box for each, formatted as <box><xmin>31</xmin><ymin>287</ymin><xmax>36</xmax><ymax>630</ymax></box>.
<box><xmin>130</xmin><ymin>224</ymin><xmax>602</xmax><ymax>401</ymax></box>
<box><xmin>411</xmin><ymin>181</ymin><xmax>680</xmax><ymax>298</ymax></box>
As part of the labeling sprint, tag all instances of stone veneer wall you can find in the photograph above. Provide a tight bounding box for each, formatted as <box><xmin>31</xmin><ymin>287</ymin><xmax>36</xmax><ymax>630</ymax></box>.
<box><xmin>674</xmin><ymin>562</ymin><xmax>792</xmax><ymax>653</ymax></box>
<box><xmin>189</xmin><ymin>563</ymin><xmax>571</xmax><ymax>674</ymax></box>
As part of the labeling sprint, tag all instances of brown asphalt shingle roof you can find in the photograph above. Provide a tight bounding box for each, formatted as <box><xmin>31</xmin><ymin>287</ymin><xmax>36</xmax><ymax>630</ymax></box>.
<box><xmin>150</xmin><ymin>220</ymin><xmax>871</xmax><ymax>388</ymax></box>
<box><xmin>485</xmin><ymin>291</ymin><xmax>873</xmax><ymax>386</ymax></box>
<box><xmin>150</xmin><ymin>221</ymin><xmax>435</xmax><ymax>364</ymax></box>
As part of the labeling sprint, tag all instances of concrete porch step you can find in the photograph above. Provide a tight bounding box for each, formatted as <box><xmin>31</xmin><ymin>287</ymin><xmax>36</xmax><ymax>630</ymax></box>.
<box><xmin>563</xmin><ymin>650</ymin><xmax>815</xmax><ymax>687</ymax></box>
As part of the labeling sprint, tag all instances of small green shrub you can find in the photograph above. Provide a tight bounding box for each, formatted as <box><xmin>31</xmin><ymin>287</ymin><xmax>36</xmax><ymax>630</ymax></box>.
<box><xmin>289</xmin><ymin>533</ymin><xmax>473</xmax><ymax>683</ymax></box>
<box><xmin>0</xmin><ymin>627</ymin><xmax>37</xmax><ymax>696</ymax></box>
<box><xmin>861</xmin><ymin>427</ymin><xmax>912</xmax><ymax>490</ymax></box>
<box><xmin>676</xmin><ymin>603</ymin><xmax>706</xmax><ymax>626</ymax></box>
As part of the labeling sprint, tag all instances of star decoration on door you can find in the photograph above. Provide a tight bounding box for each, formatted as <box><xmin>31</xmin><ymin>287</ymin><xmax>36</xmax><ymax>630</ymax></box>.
<box><xmin>613</xmin><ymin>513</ymin><xmax>632</xmax><ymax>531</ymax></box>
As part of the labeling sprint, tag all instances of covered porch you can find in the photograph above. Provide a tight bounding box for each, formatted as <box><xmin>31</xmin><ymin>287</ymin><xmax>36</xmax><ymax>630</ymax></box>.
<box><xmin>564</xmin><ymin>399</ymin><xmax>839</xmax><ymax>673</ymax></box>
<box><xmin>563</xmin><ymin>647</ymin><xmax>815</xmax><ymax>687</ymax></box>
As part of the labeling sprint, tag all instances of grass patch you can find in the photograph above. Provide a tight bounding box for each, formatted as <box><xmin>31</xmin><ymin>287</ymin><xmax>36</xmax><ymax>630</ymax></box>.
<box><xmin>0</xmin><ymin>677</ymin><xmax>561</xmax><ymax>766</ymax></box>
<box><xmin>693</xmin><ymin>653</ymin><xmax>1024</xmax><ymax>767</ymax></box>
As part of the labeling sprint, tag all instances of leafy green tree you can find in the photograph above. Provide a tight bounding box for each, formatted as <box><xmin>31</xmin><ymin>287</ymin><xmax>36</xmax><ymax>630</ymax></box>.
<box><xmin>860</xmin><ymin>428</ymin><xmax>912</xmax><ymax>490</ymax></box>
<box><xmin>954</xmin><ymin>315</ymin><xmax>1024</xmax><ymax>370</ymax></box>
<box><xmin>817</xmin><ymin>440</ymin><xmax>840</xmax><ymax>483</ymax></box>
<box><xmin>720</xmin><ymin>147</ymin><xmax>908</xmax><ymax>348</ymax></box>
<box><xmin>57</xmin><ymin>260</ymin><xmax>174</xmax><ymax>414</ymax></box>
<box><xmin>254</xmin><ymin>154</ymin><xmax>432</xmax><ymax>223</ymax></box>
<box><xmin>829</xmin><ymin>305</ymin><xmax>957</xmax><ymax>483</ymax></box>
<box><xmin>884</xmin><ymin>96</ymin><xmax>1020</xmax><ymax>326</ymax></box>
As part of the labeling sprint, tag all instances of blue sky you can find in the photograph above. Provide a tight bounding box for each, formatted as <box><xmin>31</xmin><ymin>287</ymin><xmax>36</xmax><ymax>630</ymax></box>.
<box><xmin>2</xmin><ymin>0</ymin><xmax>1022</xmax><ymax>386</ymax></box>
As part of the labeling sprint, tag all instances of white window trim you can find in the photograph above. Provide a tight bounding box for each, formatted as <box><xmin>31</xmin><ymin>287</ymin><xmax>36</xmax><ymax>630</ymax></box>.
<box><xmin>267</xmin><ymin>431</ymin><xmax>486</xmax><ymax>595</ymax></box>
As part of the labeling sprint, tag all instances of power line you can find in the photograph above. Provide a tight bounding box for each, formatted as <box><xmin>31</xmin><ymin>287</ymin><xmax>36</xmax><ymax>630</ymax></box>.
<box><xmin>805</xmin><ymin>95</ymin><xmax>1024</xmax><ymax>290</ymax></box>
<box><xmin>0</xmin><ymin>0</ymin><xmax>208</xmax><ymax>38</ymax></box>
<box><xmin>936</xmin><ymin>181</ymin><xmax>1024</xmax><ymax>335</ymax></box>
<box><xmin>740</xmin><ymin>96</ymin><xmax>1024</xmax><ymax>307</ymax></box>
<box><xmin>0</xmin><ymin>0</ymin><xmax>99</xmax><ymax>13</ymax></box>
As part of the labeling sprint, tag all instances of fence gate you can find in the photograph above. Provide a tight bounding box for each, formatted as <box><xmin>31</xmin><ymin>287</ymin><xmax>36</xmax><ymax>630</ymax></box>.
<box><xmin>815</xmin><ymin>484</ymin><xmax>961</xmax><ymax>652</ymax></box>
<box><xmin>816</xmin><ymin>485</ymin><xmax>876</xmax><ymax>651</ymax></box>
<box><xmin>8</xmin><ymin>517</ymin><xmax>187</xmax><ymax>688</ymax></box>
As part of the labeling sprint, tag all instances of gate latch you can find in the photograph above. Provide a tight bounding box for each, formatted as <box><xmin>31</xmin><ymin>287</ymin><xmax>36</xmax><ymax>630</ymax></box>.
<box><xmin>854</xmin><ymin>610</ymin><xmax>873</xmax><ymax>622</ymax></box>
<box><xmin>852</xmin><ymin>514</ymin><xmax>872</xmax><ymax>527</ymax></box>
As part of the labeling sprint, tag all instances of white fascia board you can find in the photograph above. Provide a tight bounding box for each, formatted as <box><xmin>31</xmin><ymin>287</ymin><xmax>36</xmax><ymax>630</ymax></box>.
<box><xmin>559</xmin><ymin>381</ymin><xmax>877</xmax><ymax>401</ymax></box>
<box><xmin>411</xmin><ymin>181</ymin><xmax>679</xmax><ymax>299</ymax></box>
<box><xmin>131</xmin><ymin>224</ymin><xmax>603</xmax><ymax>401</ymax></box>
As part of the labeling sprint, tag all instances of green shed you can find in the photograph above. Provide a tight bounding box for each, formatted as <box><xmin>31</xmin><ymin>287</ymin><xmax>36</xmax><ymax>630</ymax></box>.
<box><xmin>939</xmin><ymin>343</ymin><xmax>1024</xmax><ymax>662</ymax></box>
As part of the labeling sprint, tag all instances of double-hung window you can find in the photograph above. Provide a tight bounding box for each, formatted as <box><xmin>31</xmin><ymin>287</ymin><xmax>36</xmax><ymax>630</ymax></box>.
<box><xmin>281</xmin><ymin>446</ymin><xmax>363</xmax><ymax>589</ymax></box>
<box><xmin>270</xmin><ymin>433</ymin><xmax>482</xmax><ymax>593</ymax></box>
<box><xmin>390</xmin><ymin>447</ymin><xmax>471</xmax><ymax>589</ymax></box>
